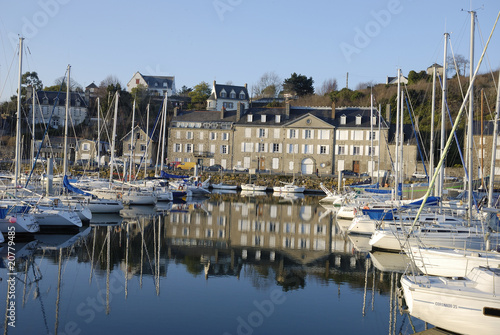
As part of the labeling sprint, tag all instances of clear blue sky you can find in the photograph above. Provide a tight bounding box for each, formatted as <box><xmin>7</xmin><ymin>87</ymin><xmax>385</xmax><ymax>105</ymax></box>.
<box><xmin>0</xmin><ymin>0</ymin><xmax>499</xmax><ymax>102</ymax></box>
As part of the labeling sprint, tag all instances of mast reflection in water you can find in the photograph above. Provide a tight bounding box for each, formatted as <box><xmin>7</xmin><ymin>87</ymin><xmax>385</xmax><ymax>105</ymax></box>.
<box><xmin>0</xmin><ymin>193</ymin><xmax>430</xmax><ymax>334</ymax></box>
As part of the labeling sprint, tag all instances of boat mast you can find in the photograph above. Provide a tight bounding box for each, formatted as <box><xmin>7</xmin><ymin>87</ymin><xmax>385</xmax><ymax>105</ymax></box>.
<box><xmin>129</xmin><ymin>99</ymin><xmax>136</xmax><ymax>181</ymax></box>
<box><xmin>31</xmin><ymin>86</ymin><xmax>36</xmax><ymax>171</ymax></box>
<box><xmin>370</xmin><ymin>90</ymin><xmax>374</xmax><ymax>178</ymax></box>
<box><xmin>160</xmin><ymin>92</ymin><xmax>167</xmax><ymax>172</ymax></box>
<box><xmin>378</xmin><ymin>103</ymin><xmax>381</xmax><ymax>185</ymax></box>
<box><xmin>109</xmin><ymin>92</ymin><xmax>119</xmax><ymax>184</ymax></box>
<box><xmin>394</xmin><ymin>69</ymin><xmax>401</xmax><ymax>201</ymax></box>
<box><xmin>97</xmin><ymin>97</ymin><xmax>101</xmax><ymax>179</ymax></box>
<box><xmin>145</xmin><ymin>103</ymin><xmax>149</xmax><ymax>178</ymax></box>
<box><xmin>439</xmin><ymin>33</ymin><xmax>449</xmax><ymax>197</ymax></box>
<box><xmin>467</xmin><ymin>10</ymin><xmax>475</xmax><ymax>219</ymax></box>
<box><xmin>14</xmin><ymin>37</ymin><xmax>23</xmax><ymax>191</ymax></box>
<box><xmin>487</xmin><ymin>70</ymin><xmax>500</xmax><ymax>208</ymax></box>
<box><xmin>430</xmin><ymin>66</ymin><xmax>436</xmax><ymax>191</ymax></box>
<box><xmin>63</xmin><ymin>64</ymin><xmax>70</xmax><ymax>177</ymax></box>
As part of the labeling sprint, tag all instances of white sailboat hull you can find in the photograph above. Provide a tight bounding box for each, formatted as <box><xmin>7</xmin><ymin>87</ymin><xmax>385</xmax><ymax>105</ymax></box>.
<box><xmin>0</xmin><ymin>213</ymin><xmax>39</xmax><ymax>234</ymax></box>
<box><xmin>401</xmin><ymin>267</ymin><xmax>500</xmax><ymax>335</ymax></box>
<box><xmin>34</xmin><ymin>208</ymin><xmax>82</xmax><ymax>228</ymax></box>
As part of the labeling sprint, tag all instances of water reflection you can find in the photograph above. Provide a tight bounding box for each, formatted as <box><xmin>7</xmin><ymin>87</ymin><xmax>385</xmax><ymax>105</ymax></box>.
<box><xmin>0</xmin><ymin>194</ymin><xmax>432</xmax><ymax>334</ymax></box>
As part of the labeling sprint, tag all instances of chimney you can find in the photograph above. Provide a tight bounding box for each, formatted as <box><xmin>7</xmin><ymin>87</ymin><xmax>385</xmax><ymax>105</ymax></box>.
<box><xmin>244</xmin><ymin>83</ymin><xmax>247</xmax><ymax>89</ymax></box>
<box><xmin>385</xmin><ymin>104</ymin><xmax>391</xmax><ymax>125</ymax></box>
<box><xmin>236</xmin><ymin>102</ymin><xmax>242</xmax><ymax>121</ymax></box>
<box><xmin>331</xmin><ymin>101</ymin><xmax>336</xmax><ymax>120</ymax></box>
<box><xmin>220</xmin><ymin>106</ymin><xmax>225</xmax><ymax>119</ymax></box>
<box><xmin>174</xmin><ymin>107</ymin><xmax>178</xmax><ymax>117</ymax></box>
<box><xmin>285</xmin><ymin>102</ymin><xmax>290</xmax><ymax>119</ymax></box>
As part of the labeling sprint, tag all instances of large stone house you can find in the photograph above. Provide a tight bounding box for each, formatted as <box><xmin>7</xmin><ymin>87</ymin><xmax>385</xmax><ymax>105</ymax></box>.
<box><xmin>126</xmin><ymin>72</ymin><xmax>176</xmax><ymax>97</ymax></box>
<box><xmin>75</xmin><ymin>139</ymin><xmax>110</xmax><ymax>165</ymax></box>
<box><xmin>28</xmin><ymin>91</ymin><xmax>88</xmax><ymax>128</ymax></box>
<box><xmin>167</xmin><ymin>102</ymin><xmax>409</xmax><ymax>176</ymax></box>
<box><xmin>121</xmin><ymin>125</ymin><xmax>158</xmax><ymax>166</ymax></box>
<box><xmin>206</xmin><ymin>81</ymin><xmax>249</xmax><ymax>111</ymax></box>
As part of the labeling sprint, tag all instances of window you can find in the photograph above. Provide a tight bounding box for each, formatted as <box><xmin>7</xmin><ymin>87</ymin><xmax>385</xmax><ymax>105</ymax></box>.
<box><xmin>353</xmin><ymin>146</ymin><xmax>361</xmax><ymax>155</ymax></box>
<box><xmin>261</xmin><ymin>115</ymin><xmax>266</xmax><ymax>122</ymax></box>
<box><xmin>337</xmin><ymin>145</ymin><xmax>345</xmax><ymax>155</ymax></box>
<box><xmin>355</xmin><ymin>115</ymin><xmax>362</xmax><ymax>125</ymax></box>
<box><xmin>136</xmin><ymin>79</ymin><xmax>140</xmax><ymax>85</ymax></box>
<box><xmin>239</xmin><ymin>92</ymin><xmax>245</xmax><ymax>99</ymax></box>
<box><xmin>186</xmin><ymin>144</ymin><xmax>192</xmax><ymax>153</ymax></box>
<box><xmin>258</xmin><ymin>142</ymin><xmax>265</xmax><ymax>152</ymax></box>
<box><xmin>288</xmin><ymin>144</ymin><xmax>298</xmax><ymax>154</ymax></box>
<box><xmin>275</xmin><ymin>115</ymin><xmax>281</xmax><ymax>123</ymax></box>
<box><xmin>272</xmin><ymin>157</ymin><xmax>279</xmax><ymax>169</ymax></box>
<box><xmin>274</xmin><ymin>129</ymin><xmax>280</xmax><ymax>138</ymax></box>
<box><xmin>319</xmin><ymin>145</ymin><xmax>327</xmax><ymax>154</ymax></box>
<box><xmin>221</xmin><ymin>145</ymin><xmax>228</xmax><ymax>154</ymax></box>
<box><xmin>247</xmin><ymin>114</ymin><xmax>253</xmax><ymax>122</ymax></box>
<box><xmin>259</xmin><ymin>128</ymin><xmax>266</xmax><ymax>138</ymax></box>
<box><xmin>304</xmin><ymin>129</ymin><xmax>312</xmax><ymax>139</ymax></box>
<box><xmin>340</xmin><ymin>114</ymin><xmax>346</xmax><ymax>125</ymax></box>
<box><xmin>220</xmin><ymin>91</ymin><xmax>226</xmax><ymax>98</ymax></box>
<box><xmin>273</xmin><ymin>143</ymin><xmax>280</xmax><ymax>152</ymax></box>
<box><xmin>288</xmin><ymin>129</ymin><xmax>296</xmax><ymax>139</ymax></box>
<box><xmin>210</xmin><ymin>132</ymin><xmax>217</xmax><ymax>140</ymax></box>
<box><xmin>140</xmin><ymin>144</ymin><xmax>146</xmax><ymax>151</ymax></box>
<box><xmin>222</xmin><ymin>132</ymin><xmax>229</xmax><ymax>141</ymax></box>
<box><xmin>367</xmin><ymin>131</ymin><xmax>377</xmax><ymax>140</ymax></box>
<box><xmin>230</xmin><ymin>92</ymin><xmax>236</xmax><ymax>99</ymax></box>
<box><xmin>174</xmin><ymin>143</ymin><xmax>181</xmax><ymax>153</ymax></box>
<box><xmin>82</xmin><ymin>143</ymin><xmax>90</xmax><ymax>151</ymax></box>
<box><xmin>223</xmin><ymin>102</ymin><xmax>233</xmax><ymax>109</ymax></box>
<box><xmin>303</xmin><ymin>144</ymin><xmax>313</xmax><ymax>154</ymax></box>
<box><xmin>186</xmin><ymin>131</ymin><xmax>193</xmax><ymax>139</ymax></box>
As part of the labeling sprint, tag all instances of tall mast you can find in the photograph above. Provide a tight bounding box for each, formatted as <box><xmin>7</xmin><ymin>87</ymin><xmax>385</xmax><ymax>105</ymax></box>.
<box><xmin>370</xmin><ymin>90</ymin><xmax>374</xmax><ymax>177</ymax></box>
<box><xmin>439</xmin><ymin>33</ymin><xmax>449</xmax><ymax>197</ymax></box>
<box><xmin>14</xmin><ymin>37</ymin><xmax>23</xmax><ymax>191</ymax></box>
<box><xmin>145</xmin><ymin>103</ymin><xmax>150</xmax><ymax>178</ymax></box>
<box><xmin>97</xmin><ymin>97</ymin><xmax>101</xmax><ymax>178</ymax></box>
<box><xmin>399</xmin><ymin>88</ymin><xmax>404</xmax><ymax>196</ymax></box>
<box><xmin>160</xmin><ymin>93</ymin><xmax>167</xmax><ymax>172</ymax></box>
<box><xmin>467</xmin><ymin>11</ymin><xmax>475</xmax><ymax>219</ymax></box>
<box><xmin>378</xmin><ymin>103</ymin><xmax>381</xmax><ymax>185</ymax></box>
<box><xmin>31</xmin><ymin>86</ymin><xmax>36</xmax><ymax>171</ymax></box>
<box><xmin>487</xmin><ymin>69</ymin><xmax>500</xmax><ymax>208</ymax></box>
<box><xmin>394</xmin><ymin>69</ymin><xmax>401</xmax><ymax>201</ymax></box>
<box><xmin>430</xmin><ymin>66</ymin><xmax>436</xmax><ymax>190</ymax></box>
<box><xmin>129</xmin><ymin>99</ymin><xmax>136</xmax><ymax>181</ymax></box>
<box><xmin>63</xmin><ymin>64</ymin><xmax>70</xmax><ymax>177</ymax></box>
<box><xmin>109</xmin><ymin>92</ymin><xmax>119</xmax><ymax>184</ymax></box>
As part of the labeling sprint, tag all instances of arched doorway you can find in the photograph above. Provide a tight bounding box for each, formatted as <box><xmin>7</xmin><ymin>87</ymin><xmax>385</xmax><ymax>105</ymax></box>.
<box><xmin>301</xmin><ymin>158</ymin><xmax>314</xmax><ymax>175</ymax></box>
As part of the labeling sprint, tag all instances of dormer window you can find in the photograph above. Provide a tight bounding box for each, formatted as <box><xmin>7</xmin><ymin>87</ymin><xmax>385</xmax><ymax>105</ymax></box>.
<box><xmin>261</xmin><ymin>115</ymin><xmax>266</xmax><ymax>122</ymax></box>
<box><xmin>155</xmin><ymin>83</ymin><xmax>158</xmax><ymax>87</ymax></box>
<box><xmin>372</xmin><ymin>116</ymin><xmax>377</xmax><ymax>125</ymax></box>
<box><xmin>239</xmin><ymin>92</ymin><xmax>245</xmax><ymax>99</ymax></box>
<box><xmin>43</xmin><ymin>97</ymin><xmax>48</xmax><ymax>104</ymax></box>
<box><xmin>220</xmin><ymin>89</ymin><xmax>227</xmax><ymax>98</ymax></box>
<box><xmin>163</xmin><ymin>82</ymin><xmax>168</xmax><ymax>87</ymax></box>
<box><xmin>356</xmin><ymin>115</ymin><xmax>362</xmax><ymax>125</ymax></box>
<box><xmin>230</xmin><ymin>90</ymin><xmax>236</xmax><ymax>99</ymax></box>
<box><xmin>275</xmin><ymin>115</ymin><xmax>281</xmax><ymax>123</ymax></box>
<box><xmin>340</xmin><ymin>114</ymin><xmax>346</xmax><ymax>125</ymax></box>
<box><xmin>247</xmin><ymin>114</ymin><xmax>253</xmax><ymax>122</ymax></box>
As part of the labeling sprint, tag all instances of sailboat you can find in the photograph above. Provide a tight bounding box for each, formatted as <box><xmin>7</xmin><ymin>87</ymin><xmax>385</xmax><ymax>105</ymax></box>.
<box><xmin>400</xmin><ymin>12</ymin><xmax>500</xmax><ymax>335</ymax></box>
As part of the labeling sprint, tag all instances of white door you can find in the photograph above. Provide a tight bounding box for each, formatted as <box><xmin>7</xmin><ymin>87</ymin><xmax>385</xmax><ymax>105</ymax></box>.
<box><xmin>301</xmin><ymin>158</ymin><xmax>314</xmax><ymax>174</ymax></box>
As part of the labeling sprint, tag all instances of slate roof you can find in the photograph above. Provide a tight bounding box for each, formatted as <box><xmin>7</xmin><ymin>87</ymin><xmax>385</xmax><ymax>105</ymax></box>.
<box><xmin>142</xmin><ymin>75</ymin><xmax>174</xmax><ymax>90</ymax></box>
<box><xmin>173</xmin><ymin>110</ymin><xmax>236</xmax><ymax>123</ymax></box>
<box><xmin>30</xmin><ymin>91</ymin><xmax>89</xmax><ymax>108</ymax></box>
<box><xmin>209</xmin><ymin>83</ymin><xmax>249</xmax><ymax>101</ymax></box>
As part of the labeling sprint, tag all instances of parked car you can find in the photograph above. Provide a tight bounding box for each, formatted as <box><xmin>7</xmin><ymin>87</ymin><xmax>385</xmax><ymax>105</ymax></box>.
<box><xmin>206</xmin><ymin>164</ymin><xmax>223</xmax><ymax>172</ymax></box>
<box><xmin>176</xmin><ymin>162</ymin><xmax>197</xmax><ymax>170</ymax></box>
<box><xmin>233</xmin><ymin>164</ymin><xmax>248</xmax><ymax>172</ymax></box>
<box><xmin>340</xmin><ymin>170</ymin><xmax>358</xmax><ymax>177</ymax></box>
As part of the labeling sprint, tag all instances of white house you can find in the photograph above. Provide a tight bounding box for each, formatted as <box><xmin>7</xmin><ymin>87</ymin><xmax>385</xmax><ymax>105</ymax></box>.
<box><xmin>29</xmin><ymin>91</ymin><xmax>88</xmax><ymax>128</ymax></box>
<box><xmin>126</xmin><ymin>71</ymin><xmax>176</xmax><ymax>97</ymax></box>
<box><xmin>206</xmin><ymin>81</ymin><xmax>249</xmax><ymax>111</ymax></box>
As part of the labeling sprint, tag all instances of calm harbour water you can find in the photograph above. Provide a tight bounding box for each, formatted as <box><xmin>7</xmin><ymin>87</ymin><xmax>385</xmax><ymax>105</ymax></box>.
<box><xmin>1</xmin><ymin>193</ymin><xmax>432</xmax><ymax>335</ymax></box>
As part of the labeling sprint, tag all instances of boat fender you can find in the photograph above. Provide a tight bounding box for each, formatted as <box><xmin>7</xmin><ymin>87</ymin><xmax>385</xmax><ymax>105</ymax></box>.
<box><xmin>179</xmin><ymin>185</ymin><xmax>184</xmax><ymax>191</ymax></box>
<box><xmin>9</xmin><ymin>216</ymin><xmax>16</xmax><ymax>224</ymax></box>
<box><xmin>117</xmin><ymin>192</ymin><xmax>122</xmax><ymax>199</ymax></box>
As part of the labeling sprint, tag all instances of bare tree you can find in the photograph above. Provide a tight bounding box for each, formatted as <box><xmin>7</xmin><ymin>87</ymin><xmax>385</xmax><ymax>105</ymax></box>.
<box><xmin>252</xmin><ymin>71</ymin><xmax>282</xmax><ymax>98</ymax></box>
<box><xmin>317</xmin><ymin>78</ymin><xmax>338</xmax><ymax>95</ymax></box>
<box><xmin>446</xmin><ymin>54</ymin><xmax>469</xmax><ymax>77</ymax></box>
<box><xmin>100</xmin><ymin>75</ymin><xmax>122</xmax><ymax>88</ymax></box>
<box><xmin>355</xmin><ymin>81</ymin><xmax>375</xmax><ymax>90</ymax></box>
